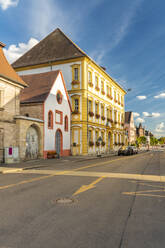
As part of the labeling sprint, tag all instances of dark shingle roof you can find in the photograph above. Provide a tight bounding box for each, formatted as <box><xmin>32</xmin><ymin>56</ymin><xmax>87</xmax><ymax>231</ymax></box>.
<box><xmin>12</xmin><ymin>28</ymin><xmax>86</xmax><ymax>69</ymax></box>
<box><xmin>20</xmin><ymin>71</ymin><xmax>60</xmax><ymax>104</ymax></box>
<box><xmin>125</xmin><ymin>111</ymin><xmax>132</xmax><ymax>124</ymax></box>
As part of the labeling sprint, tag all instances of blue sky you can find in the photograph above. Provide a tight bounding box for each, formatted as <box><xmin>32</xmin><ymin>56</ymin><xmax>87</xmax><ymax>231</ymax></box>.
<box><xmin>1</xmin><ymin>0</ymin><xmax>165</xmax><ymax>137</ymax></box>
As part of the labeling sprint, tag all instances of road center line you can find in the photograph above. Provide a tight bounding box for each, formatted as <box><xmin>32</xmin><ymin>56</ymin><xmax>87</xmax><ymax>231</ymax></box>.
<box><xmin>0</xmin><ymin>152</ymin><xmax>152</xmax><ymax>191</ymax></box>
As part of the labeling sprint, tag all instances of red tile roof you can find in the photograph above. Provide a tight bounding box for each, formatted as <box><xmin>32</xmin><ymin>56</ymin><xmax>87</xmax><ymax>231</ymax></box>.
<box><xmin>0</xmin><ymin>45</ymin><xmax>27</xmax><ymax>87</ymax></box>
<box><xmin>20</xmin><ymin>70</ymin><xmax>72</xmax><ymax>111</ymax></box>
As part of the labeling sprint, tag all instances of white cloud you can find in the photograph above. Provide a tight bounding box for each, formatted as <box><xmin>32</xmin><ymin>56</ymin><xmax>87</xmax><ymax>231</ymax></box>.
<box><xmin>142</xmin><ymin>112</ymin><xmax>160</xmax><ymax>118</ymax></box>
<box><xmin>133</xmin><ymin>112</ymin><xmax>140</xmax><ymax>117</ymax></box>
<box><xmin>152</xmin><ymin>112</ymin><xmax>160</xmax><ymax>118</ymax></box>
<box><xmin>136</xmin><ymin>117</ymin><xmax>145</xmax><ymax>123</ymax></box>
<box><xmin>0</xmin><ymin>0</ymin><xmax>19</xmax><ymax>10</ymax></box>
<box><xmin>110</xmin><ymin>0</ymin><xmax>144</xmax><ymax>50</ymax></box>
<box><xmin>154</xmin><ymin>93</ymin><xmax>165</xmax><ymax>99</ymax></box>
<box><xmin>155</xmin><ymin>122</ymin><xmax>164</xmax><ymax>132</ymax></box>
<box><xmin>143</xmin><ymin>112</ymin><xmax>150</xmax><ymax>117</ymax></box>
<box><xmin>90</xmin><ymin>0</ymin><xmax>144</xmax><ymax>63</ymax></box>
<box><xmin>90</xmin><ymin>50</ymin><xmax>106</xmax><ymax>65</ymax></box>
<box><xmin>4</xmin><ymin>38</ymin><xmax>39</xmax><ymax>63</ymax></box>
<box><xmin>28</xmin><ymin>0</ymin><xmax>105</xmax><ymax>39</ymax></box>
<box><xmin>136</xmin><ymin>95</ymin><xmax>147</xmax><ymax>100</ymax></box>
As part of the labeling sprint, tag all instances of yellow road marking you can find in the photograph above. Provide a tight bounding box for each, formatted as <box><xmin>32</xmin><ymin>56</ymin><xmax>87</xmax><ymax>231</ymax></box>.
<box><xmin>13</xmin><ymin>170</ymin><xmax>165</xmax><ymax>183</ymax></box>
<box><xmin>73</xmin><ymin>152</ymin><xmax>149</xmax><ymax>171</ymax></box>
<box><xmin>0</xmin><ymin>170</ymin><xmax>67</xmax><ymax>191</ymax></box>
<box><xmin>123</xmin><ymin>192</ymin><xmax>165</xmax><ymax>198</ymax></box>
<box><xmin>130</xmin><ymin>181</ymin><xmax>165</xmax><ymax>189</ymax></box>
<box><xmin>123</xmin><ymin>181</ymin><xmax>165</xmax><ymax>198</ymax></box>
<box><xmin>123</xmin><ymin>189</ymin><xmax>165</xmax><ymax>194</ymax></box>
<box><xmin>73</xmin><ymin>177</ymin><xmax>104</xmax><ymax>196</ymax></box>
<box><xmin>0</xmin><ymin>152</ymin><xmax>152</xmax><ymax>191</ymax></box>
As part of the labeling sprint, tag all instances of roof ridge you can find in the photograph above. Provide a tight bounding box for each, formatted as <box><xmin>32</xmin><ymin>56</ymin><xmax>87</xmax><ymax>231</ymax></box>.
<box><xmin>56</xmin><ymin>28</ymin><xmax>87</xmax><ymax>57</ymax></box>
<box><xmin>0</xmin><ymin>46</ymin><xmax>28</xmax><ymax>87</ymax></box>
<box><xmin>12</xmin><ymin>28</ymin><xmax>85</xmax><ymax>67</ymax></box>
<box><xmin>11</xmin><ymin>29</ymin><xmax>59</xmax><ymax>67</ymax></box>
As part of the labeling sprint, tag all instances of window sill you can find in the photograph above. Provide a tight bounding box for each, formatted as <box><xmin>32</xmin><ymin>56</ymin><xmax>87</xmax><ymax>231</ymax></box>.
<box><xmin>72</xmin><ymin>111</ymin><xmax>80</xmax><ymax>115</ymax></box>
<box><xmin>72</xmin><ymin>80</ymin><xmax>80</xmax><ymax>85</ymax></box>
<box><xmin>95</xmin><ymin>87</ymin><xmax>100</xmax><ymax>91</ymax></box>
<box><xmin>88</xmin><ymin>82</ymin><xmax>93</xmax><ymax>87</ymax></box>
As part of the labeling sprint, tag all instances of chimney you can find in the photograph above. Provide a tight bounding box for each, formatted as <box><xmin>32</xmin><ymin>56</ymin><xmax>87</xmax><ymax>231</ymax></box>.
<box><xmin>0</xmin><ymin>42</ymin><xmax>6</xmax><ymax>48</ymax></box>
<box><xmin>100</xmin><ymin>66</ymin><xmax>106</xmax><ymax>71</ymax></box>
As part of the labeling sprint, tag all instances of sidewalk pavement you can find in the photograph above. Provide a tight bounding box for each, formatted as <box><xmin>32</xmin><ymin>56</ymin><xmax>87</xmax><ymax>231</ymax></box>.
<box><xmin>0</xmin><ymin>152</ymin><xmax>117</xmax><ymax>173</ymax></box>
<box><xmin>0</xmin><ymin>149</ymin><xmax>150</xmax><ymax>174</ymax></box>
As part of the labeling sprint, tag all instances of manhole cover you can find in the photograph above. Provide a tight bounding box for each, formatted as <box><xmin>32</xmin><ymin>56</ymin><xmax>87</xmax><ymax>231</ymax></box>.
<box><xmin>56</xmin><ymin>198</ymin><xmax>74</xmax><ymax>204</ymax></box>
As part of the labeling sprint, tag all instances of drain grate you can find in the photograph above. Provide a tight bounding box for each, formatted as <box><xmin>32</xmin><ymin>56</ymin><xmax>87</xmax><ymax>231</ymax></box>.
<box><xmin>56</xmin><ymin>198</ymin><xmax>75</xmax><ymax>204</ymax></box>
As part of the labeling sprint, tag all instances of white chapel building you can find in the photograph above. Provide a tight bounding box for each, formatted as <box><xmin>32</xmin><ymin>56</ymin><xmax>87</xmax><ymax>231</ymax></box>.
<box><xmin>20</xmin><ymin>70</ymin><xmax>71</xmax><ymax>158</ymax></box>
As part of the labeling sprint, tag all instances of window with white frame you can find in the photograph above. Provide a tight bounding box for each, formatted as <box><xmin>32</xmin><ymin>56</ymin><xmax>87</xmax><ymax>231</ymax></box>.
<box><xmin>95</xmin><ymin>76</ymin><xmax>98</xmax><ymax>87</ymax></box>
<box><xmin>74</xmin><ymin>68</ymin><xmax>79</xmax><ymax>81</ymax></box>
<box><xmin>101</xmin><ymin>105</ymin><xmax>104</xmax><ymax>116</ymax></box>
<box><xmin>88</xmin><ymin>71</ymin><xmax>92</xmax><ymax>82</ymax></box>
<box><xmin>95</xmin><ymin>102</ymin><xmax>99</xmax><ymax>114</ymax></box>
<box><xmin>101</xmin><ymin>81</ymin><xmax>104</xmax><ymax>92</ymax></box>
<box><xmin>75</xmin><ymin>99</ymin><xmax>79</xmax><ymax>111</ymax></box>
<box><xmin>96</xmin><ymin>130</ymin><xmax>99</xmax><ymax>140</ymax></box>
<box><xmin>89</xmin><ymin>130</ymin><xmax>92</xmax><ymax>141</ymax></box>
<box><xmin>89</xmin><ymin>100</ymin><xmax>92</xmax><ymax>112</ymax></box>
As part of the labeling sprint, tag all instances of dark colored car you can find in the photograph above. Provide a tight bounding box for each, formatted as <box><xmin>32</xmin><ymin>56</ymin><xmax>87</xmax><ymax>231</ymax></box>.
<box><xmin>131</xmin><ymin>146</ymin><xmax>138</xmax><ymax>154</ymax></box>
<box><xmin>118</xmin><ymin>146</ymin><xmax>126</xmax><ymax>155</ymax></box>
<box><xmin>118</xmin><ymin>146</ymin><xmax>134</xmax><ymax>156</ymax></box>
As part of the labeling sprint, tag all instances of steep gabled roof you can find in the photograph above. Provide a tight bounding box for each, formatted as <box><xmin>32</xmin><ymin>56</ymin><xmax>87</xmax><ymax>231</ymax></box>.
<box><xmin>20</xmin><ymin>70</ymin><xmax>72</xmax><ymax>111</ymax></box>
<box><xmin>20</xmin><ymin>71</ymin><xmax>59</xmax><ymax>103</ymax></box>
<box><xmin>12</xmin><ymin>28</ymin><xmax>86</xmax><ymax>69</ymax></box>
<box><xmin>125</xmin><ymin>111</ymin><xmax>132</xmax><ymax>124</ymax></box>
<box><xmin>0</xmin><ymin>43</ymin><xmax>27</xmax><ymax>87</ymax></box>
<box><xmin>12</xmin><ymin>28</ymin><xmax>126</xmax><ymax>94</ymax></box>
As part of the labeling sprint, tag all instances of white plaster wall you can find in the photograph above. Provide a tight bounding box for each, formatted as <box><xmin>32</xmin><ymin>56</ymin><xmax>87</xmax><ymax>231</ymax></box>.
<box><xmin>44</xmin><ymin>73</ymin><xmax>71</xmax><ymax>151</ymax></box>
<box><xmin>18</xmin><ymin>61</ymin><xmax>82</xmax><ymax>91</ymax></box>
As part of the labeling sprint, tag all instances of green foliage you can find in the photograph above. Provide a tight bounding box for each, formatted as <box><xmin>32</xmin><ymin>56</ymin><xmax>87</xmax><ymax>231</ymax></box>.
<box><xmin>136</xmin><ymin>136</ymin><xmax>147</xmax><ymax>145</ymax></box>
<box><xmin>158</xmin><ymin>137</ymin><xmax>165</xmax><ymax>144</ymax></box>
<box><xmin>150</xmin><ymin>137</ymin><xmax>158</xmax><ymax>146</ymax></box>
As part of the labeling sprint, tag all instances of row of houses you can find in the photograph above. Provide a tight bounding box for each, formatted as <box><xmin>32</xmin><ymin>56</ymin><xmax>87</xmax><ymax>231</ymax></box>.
<box><xmin>124</xmin><ymin>111</ymin><xmax>153</xmax><ymax>145</ymax></box>
<box><xmin>1</xmin><ymin>28</ymin><xmax>128</xmax><ymax>163</ymax></box>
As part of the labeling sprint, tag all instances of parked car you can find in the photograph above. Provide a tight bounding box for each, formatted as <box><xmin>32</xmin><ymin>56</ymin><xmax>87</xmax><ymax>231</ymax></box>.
<box><xmin>118</xmin><ymin>146</ymin><xmax>134</xmax><ymax>156</ymax></box>
<box><xmin>130</xmin><ymin>146</ymin><xmax>138</xmax><ymax>154</ymax></box>
<box><xmin>118</xmin><ymin>146</ymin><xmax>126</xmax><ymax>156</ymax></box>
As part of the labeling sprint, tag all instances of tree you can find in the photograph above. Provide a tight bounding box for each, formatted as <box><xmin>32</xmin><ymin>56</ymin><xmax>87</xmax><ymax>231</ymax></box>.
<box><xmin>150</xmin><ymin>137</ymin><xmax>158</xmax><ymax>146</ymax></box>
<box><xmin>158</xmin><ymin>137</ymin><xmax>165</xmax><ymax>145</ymax></box>
<box><xmin>136</xmin><ymin>136</ymin><xmax>147</xmax><ymax>145</ymax></box>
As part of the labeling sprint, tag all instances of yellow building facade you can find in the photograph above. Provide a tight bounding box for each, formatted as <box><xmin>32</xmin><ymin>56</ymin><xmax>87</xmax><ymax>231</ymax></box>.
<box><xmin>70</xmin><ymin>57</ymin><xmax>126</xmax><ymax>155</ymax></box>
<box><xmin>13</xmin><ymin>28</ymin><xmax>126</xmax><ymax>156</ymax></box>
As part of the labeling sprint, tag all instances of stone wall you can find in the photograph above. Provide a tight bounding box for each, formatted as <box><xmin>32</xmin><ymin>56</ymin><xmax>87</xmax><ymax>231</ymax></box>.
<box><xmin>15</xmin><ymin>117</ymin><xmax>44</xmax><ymax>160</ymax></box>
<box><xmin>0</xmin><ymin>78</ymin><xmax>20</xmax><ymax>121</ymax></box>
<box><xmin>20</xmin><ymin>103</ymin><xmax>43</xmax><ymax>120</ymax></box>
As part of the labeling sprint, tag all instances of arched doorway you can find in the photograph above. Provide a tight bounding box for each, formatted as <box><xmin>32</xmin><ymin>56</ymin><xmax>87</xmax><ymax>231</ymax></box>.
<box><xmin>26</xmin><ymin>125</ymin><xmax>39</xmax><ymax>159</ymax></box>
<box><xmin>55</xmin><ymin>129</ymin><xmax>63</xmax><ymax>155</ymax></box>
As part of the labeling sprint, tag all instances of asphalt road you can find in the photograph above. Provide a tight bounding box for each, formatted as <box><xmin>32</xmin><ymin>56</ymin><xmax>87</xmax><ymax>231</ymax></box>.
<box><xmin>0</xmin><ymin>151</ymin><xmax>165</xmax><ymax>248</ymax></box>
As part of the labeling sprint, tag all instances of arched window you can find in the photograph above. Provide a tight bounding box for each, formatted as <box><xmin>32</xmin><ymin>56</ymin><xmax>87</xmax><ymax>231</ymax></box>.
<box><xmin>48</xmin><ymin>111</ymin><xmax>53</xmax><ymax>129</ymax></box>
<box><xmin>64</xmin><ymin>115</ymin><xmax>68</xmax><ymax>132</ymax></box>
